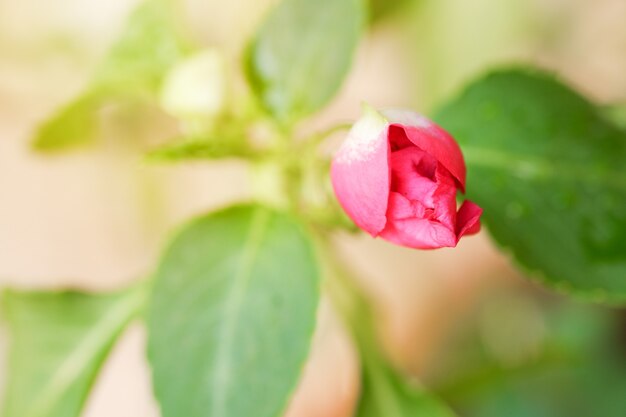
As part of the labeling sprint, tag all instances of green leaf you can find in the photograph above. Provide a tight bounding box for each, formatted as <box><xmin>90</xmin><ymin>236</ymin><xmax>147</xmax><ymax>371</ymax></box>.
<box><xmin>1</xmin><ymin>285</ymin><xmax>145</xmax><ymax>417</ymax></box>
<box><xmin>92</xmin><ymin>0</ymin><xmax>190</xmax><ymax>93</ymax></box>
<box><xmin>147</xmin><ymin>204</ymin><xmax>320</xmax><ymax>417</ymax></box>
<box><xmin>32</xmin><ymin>94</ymin><xmax>102</xmax><ymax>151</ymax></box>
<box><xmin>434</xmin><ymin>68</ymin><xmax>626</xmax><ymax>303</ymax></box>
<box><xmin>357</xmin><ymin>361</ymin><xmax>456</xmax><ymax>417</ymax></box>
<box><xmin>33</xmin><ymin>0</ymin><xmax>190</xmax><ymax>151</ymax></box>
<box><xmin>145</xmin><ymin>136</ymin><xmax>253</xmax><ymax>162</ymax></box>
<box><xmin>245</xmin><ymin>0</ymin><xmax>365</xmax><ymax>123</ymax></box>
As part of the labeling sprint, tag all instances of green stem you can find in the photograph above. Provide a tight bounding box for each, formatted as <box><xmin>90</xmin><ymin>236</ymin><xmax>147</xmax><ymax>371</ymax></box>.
<box><xmin>316</xmin><ymin>235</ymin><xmax>395</xmax><ymax>381</ymax></box>
<box><xmin>250</xmin><ymin>160</ymin><xmax>292</xmax><ymax>210</ymax></box>
<box><xmin>316</xmin><ymin>236</ymin><xmax>456</xmax><ymax>417</ymax></box>
<box><xmin>317</xmin><ymin>236</ymin><xmax>378</xmax><ymax>353</ymax></box>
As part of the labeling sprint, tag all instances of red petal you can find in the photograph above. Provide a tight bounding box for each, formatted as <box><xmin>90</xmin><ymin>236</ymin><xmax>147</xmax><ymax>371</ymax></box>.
<box><xmin>455</xmin><ymin>200</ymin><xmax>483</xmax><ymax>239</ymax></box>
<box><xmin>380</xmin><ymin>217</ymin><xmax>457</xmax><ymax>249</ymax></box>
<box><xmin>383</xmin><ymin>110</ymin><xmax>467</xmax><ymax>192</ymax></box>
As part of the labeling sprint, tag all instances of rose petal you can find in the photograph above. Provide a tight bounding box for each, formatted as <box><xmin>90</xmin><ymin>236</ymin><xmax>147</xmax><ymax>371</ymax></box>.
<box><xmin>386</xmin><ymin>192</ymin><xmax>418</xmax><ymax>220</ymax></box>
<box><xmin>380</xmin><ymin>217</ymin><xmax>457</xmax><ymax>249</ymax></box>
<box><xmin>331</xmin><ymin>108</ymin><xmax>390</xmax><ymax>235</ymax></box>
<box><xmin>429</xmin><ymin>166</ymin><xmax>457</xmax><ymax>229</ymax></box>
<box><xmin>455</xmin><ymin>200</ymin><xmax>483</xmax><ymax>239</ymax></box>
<box><xmin>387</xmin><ymin>147</ymin><xmax>461</xmax><ymax>240</ymax></box>
<box><xmin>383</xmin><ymin>109</ymin><xmax>467</xmax><ymax>192</ymax></box>
<box><xmin>389</xmin><ymin>147</ymin><xmax>438</xmax><ymax>200</ymax></box>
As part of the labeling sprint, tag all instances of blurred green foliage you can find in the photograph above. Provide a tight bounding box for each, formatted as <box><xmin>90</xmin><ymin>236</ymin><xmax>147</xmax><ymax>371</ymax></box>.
<box><xmin>412</xmin><ymin>0</ymin><xmax>535</xmax><ymax>110</ymax></box>
<box><xmin>603</xmin><ymin>103</ymin><xmax>626</xmax><ymax>130</ymax></box>
<box><xmin>146</xmin><ymin>137</ymin><xmax>253</xmax><ymax>161</ymax></box>
<box><xmin>427</xmin><ymin>290</ymin><xmax>626</xmax><ymax>417</ymax></box>
<box><xmin>33</xmin><ymin>0</ymin><xmax>191</xmax><ymax>151</ymax></box>
<box><xmin>357</xmin><ymin>354</ymin><xmax>456</xmax><ymax>417</ymax></box>
<box><xmin>369</xmin><ymin>0</ymin><xmax>417</xmax><ymax>23</ymax></box>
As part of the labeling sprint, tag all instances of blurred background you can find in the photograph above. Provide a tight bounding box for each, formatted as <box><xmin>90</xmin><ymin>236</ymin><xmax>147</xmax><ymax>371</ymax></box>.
<box><xmin>1</xmin><ymin>0</ymin><xmax>625</xmax><ymax>416</ymax></box>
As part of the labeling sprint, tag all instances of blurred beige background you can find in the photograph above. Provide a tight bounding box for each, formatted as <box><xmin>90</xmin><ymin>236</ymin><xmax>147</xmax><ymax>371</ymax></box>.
<box><xmin>1</xmin><ymin>0</ymin><xmax>625</xmax><ymax>416</ymax></box>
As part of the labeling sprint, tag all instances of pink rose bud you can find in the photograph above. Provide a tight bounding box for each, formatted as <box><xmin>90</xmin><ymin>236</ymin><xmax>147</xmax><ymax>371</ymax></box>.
<box><xmin>331</xmin><ymin>106</ymin><xmax>483</xmax><ymax>249</ymax></box>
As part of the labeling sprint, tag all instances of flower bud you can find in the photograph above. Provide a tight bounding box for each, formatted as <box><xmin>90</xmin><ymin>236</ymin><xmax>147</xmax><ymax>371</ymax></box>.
<box><xmin>160</xmin><ymin>49</ymin><xmax>226</xmax><ymax>123</ymax></box>
<box><xmin>331</xmin><ymin>106</ymin><xmax>482</xmax><ymax>249</ymax></box>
